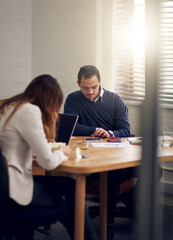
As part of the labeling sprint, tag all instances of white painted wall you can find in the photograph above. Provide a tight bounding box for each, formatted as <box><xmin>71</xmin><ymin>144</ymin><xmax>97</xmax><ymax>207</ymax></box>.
<box><xmin>32</xmin><ymin>0</ymin><xmax>114</xmax><ymax>107</ymax></box>
<box><xmin>32</xmin><ymin>0</ymin><xmax>97</xmax><ymax>104</ymax></box>
<box><xmin>127</xmin><ymin>104</ymin><xmax>173</xmax><ymax>137</ymax></box>
<box><xmin>0</xmin><ymin>0</ymin><xmax>31</xmax><ymax>98</ymax></box>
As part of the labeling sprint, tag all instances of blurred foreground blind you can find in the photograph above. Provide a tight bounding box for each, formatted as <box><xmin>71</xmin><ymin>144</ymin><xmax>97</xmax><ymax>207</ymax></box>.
<box><xmin>113</xmin><ymin>0</ymin><xmax>173</xmax><ymax>105</ymax></box>
<box><xmin>159</xmin><ymin>0</ymin><xmax>173</xmax><ymax>104</ymax></box>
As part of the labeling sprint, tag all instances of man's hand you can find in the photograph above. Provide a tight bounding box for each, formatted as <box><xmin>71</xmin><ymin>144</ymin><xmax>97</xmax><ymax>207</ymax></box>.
<box><xmin>91</xmin><ymin>128</ymin><xmax>111</xmax><ymax>138</ymax></box>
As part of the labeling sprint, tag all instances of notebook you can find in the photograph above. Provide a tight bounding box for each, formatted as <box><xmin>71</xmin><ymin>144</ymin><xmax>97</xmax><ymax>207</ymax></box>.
<box><xmin>55</xmin><ymin>113</ymin><xmax>78</xmax><ymax>145</ymax></box>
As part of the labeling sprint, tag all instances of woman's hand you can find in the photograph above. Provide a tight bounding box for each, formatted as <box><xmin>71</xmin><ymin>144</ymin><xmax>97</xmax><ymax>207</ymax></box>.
<box><xmin>48</xmin><ymin>139</ymin><xmax>55</xmax><ymax>143</ymax></box>
<box><xmin>60</xmin><ymin>146</ymin><xmax>72</xmax><ymax>158</ymax></box>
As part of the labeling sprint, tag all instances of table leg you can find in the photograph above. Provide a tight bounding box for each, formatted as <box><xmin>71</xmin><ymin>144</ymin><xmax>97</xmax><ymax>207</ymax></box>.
<box><xmin>74</xmin><ymin>174</ymin><xmax>86</xmax><ymax>240</ymax></box>
<box><xmin>99</xmin><ymin>172</ymin><xmax>107</xmax><ymax>240</ymax></box>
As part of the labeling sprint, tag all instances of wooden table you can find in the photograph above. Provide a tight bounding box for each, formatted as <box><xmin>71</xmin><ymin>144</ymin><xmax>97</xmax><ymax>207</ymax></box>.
<box><xmin>33</xmin><ymin>137</ymin><xmax>173</xmax><ymax>240</ymax></box>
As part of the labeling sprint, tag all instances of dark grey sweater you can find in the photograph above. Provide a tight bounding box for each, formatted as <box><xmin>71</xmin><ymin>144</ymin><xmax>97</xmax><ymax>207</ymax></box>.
<box><xmin>64</xmin><ymin>89</ymin><xmax>130</xmax><ymax>137</ymax></box>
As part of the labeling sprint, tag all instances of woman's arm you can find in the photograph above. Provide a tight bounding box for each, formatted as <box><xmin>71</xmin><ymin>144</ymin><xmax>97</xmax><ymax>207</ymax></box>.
<box><xmin>16</xmin><ymin>103</ymin><xmax>70</xmax><ymax>170</ymax></box>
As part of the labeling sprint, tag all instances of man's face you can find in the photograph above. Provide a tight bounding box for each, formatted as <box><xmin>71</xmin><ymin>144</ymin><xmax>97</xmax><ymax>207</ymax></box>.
<box><xmin>78</xmin><ymin>75</ymin><xmax>101</xmax><ymax>101</ymax></box>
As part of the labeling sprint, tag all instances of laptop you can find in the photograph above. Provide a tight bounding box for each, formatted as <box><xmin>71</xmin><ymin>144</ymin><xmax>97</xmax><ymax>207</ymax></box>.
<box><xmin>55</xmin><ymin>113</ymin><xmax>78</xmax><ymax>145</ymax></box>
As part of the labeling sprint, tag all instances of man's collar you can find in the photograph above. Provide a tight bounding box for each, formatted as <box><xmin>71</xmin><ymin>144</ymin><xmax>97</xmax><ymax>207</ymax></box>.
<box><xmin>93</xmin><ymin>86</ymin><xmax>104</xmax><ymax>102</ymax></box>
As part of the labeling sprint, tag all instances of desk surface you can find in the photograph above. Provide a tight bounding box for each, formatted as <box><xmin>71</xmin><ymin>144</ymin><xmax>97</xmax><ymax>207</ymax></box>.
<box><xmin>52</xmin><ymin>137</ymin><xmax>173</xmax><ymax>175</ymax></box>
<box><xmin>32</xmin><ymin>136</ymin><xmax>173</xmax><ymax>240</ymax></box>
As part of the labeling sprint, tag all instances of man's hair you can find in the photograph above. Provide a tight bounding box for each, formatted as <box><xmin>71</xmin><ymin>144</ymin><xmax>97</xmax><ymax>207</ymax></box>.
<box><xmin>77</xmin><ymin>65</ymin><xmax>101</xmax><ymax>83</ymax></box>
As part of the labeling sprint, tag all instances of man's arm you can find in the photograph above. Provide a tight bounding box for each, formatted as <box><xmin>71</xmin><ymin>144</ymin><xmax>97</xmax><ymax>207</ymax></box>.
<box><xmin>111</xmin><ymin>96</ymin><xmax>131</xmax><ymax>137</ymax></box>
<box><xmin>111</xmin><ymin>120</ymin><xmax>130</xmax><ymax>137</ymax></box>
<box><xmin>91</xmin><ymin>94</ymin><xmax>130</xmax><ymax>138</ymax></box>
<box><xmin>64</xmin><ymin>94</ymin><xmax>96</xmax><ymax>136</ymax></box>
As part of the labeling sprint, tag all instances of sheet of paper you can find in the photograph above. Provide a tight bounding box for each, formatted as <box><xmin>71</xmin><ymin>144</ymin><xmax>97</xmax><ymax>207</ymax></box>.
<box><xmin>127</xmin><ymin>137</ymin><xmax>142</xmax><ymax>145</ymax></box>
<box><xmin>91</xmin><ymin>142</ymin><xmax>132</xmax><ymax>148</ymax></box>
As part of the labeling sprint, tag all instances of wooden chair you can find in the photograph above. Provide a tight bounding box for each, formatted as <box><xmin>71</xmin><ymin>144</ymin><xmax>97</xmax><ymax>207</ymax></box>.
<box><xmin>86</xmin><ymin>171</ymin><xmax>136</xmax><ymax>219</ymax></box>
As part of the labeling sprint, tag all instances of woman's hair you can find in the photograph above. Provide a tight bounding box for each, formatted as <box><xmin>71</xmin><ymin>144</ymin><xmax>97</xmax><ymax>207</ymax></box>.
<box><xmin>0</xmin><ymin>74</ymin><xmax>63</xmax><ymax>140</ymax></box>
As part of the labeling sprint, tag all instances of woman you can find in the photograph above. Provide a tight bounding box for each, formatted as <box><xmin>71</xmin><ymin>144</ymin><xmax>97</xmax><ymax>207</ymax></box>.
<box><xmin>0</xmin><ymin>74</ymin><xmax>98</xmax><ymax>240</ymax></box>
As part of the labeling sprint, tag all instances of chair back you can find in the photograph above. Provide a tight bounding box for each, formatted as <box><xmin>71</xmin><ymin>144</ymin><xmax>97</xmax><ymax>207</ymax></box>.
<box><xmin>0</xmin><ymin>149</ymin><xmax>59</xmax><ymax>235</ymax></box>
<box><xmin>0</xmin><ymin>149</ymin><xmax>9</xmax><ymax>218</ymax></box>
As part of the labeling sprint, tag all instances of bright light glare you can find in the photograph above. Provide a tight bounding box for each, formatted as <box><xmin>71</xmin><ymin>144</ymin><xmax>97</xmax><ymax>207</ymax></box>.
<box><xmin>132</xmin><ymin>2</ymin><xmax>145</xmax><ymax>56</ymax></box>
<box><xmin>112</xmin><ymin>0</ymin><xmax>145</xmax><ymax>100</ymax></box>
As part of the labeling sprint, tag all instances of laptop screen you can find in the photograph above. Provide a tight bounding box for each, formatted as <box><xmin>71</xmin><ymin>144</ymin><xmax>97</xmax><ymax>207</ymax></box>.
<box><xmin>55</xmin><ymin>113</ymin><xmax>78</xmax><ymax>145</ymax></box>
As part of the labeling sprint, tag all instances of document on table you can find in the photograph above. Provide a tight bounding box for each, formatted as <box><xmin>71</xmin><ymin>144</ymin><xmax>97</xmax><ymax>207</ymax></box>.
<box><xmin>127</xmin><ymin>137</ymin><xmax>142</xmax><ymax>145</ymax></box>
<box><xmin>91</xmin><ymin>142</ymin><xmax>132</xmax><ymax>148</ymax></box>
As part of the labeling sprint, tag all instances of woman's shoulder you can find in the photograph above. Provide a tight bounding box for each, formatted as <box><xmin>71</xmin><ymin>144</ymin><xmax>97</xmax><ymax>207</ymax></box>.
<box><xmin>15</xmin><ymin>103</ymin><xmax>41</xmax><ymax>120</ymax></box>
<box><xmin>19</xmin><ymin>103</ymin><xmax>40</xmax><ymax>113</ymax></box>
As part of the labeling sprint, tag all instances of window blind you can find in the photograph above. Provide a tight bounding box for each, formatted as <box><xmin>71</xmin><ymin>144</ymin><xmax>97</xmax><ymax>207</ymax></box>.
<box><xmin>113</xmin><ymin>0</ymin><xmax>145</xmax><ymax>102</ymax></box>
<box><xmin>113</xmin><ymin>0</ymin><xmax>173</xmax><ymax>105</ymax></box>
<box><xmin>159</xmin><ymin>0</ymin><xmax>173</xmax><ymax>104</ymax></box>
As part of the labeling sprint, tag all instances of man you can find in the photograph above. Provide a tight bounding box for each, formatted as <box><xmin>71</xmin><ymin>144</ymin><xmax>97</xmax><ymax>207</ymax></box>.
<box><xmin>64</xmin><ymin>65</ymin><xmax>131</xmax><ymax>234</ymax></box>
<box><xmin>64</xmin><ymin>65</ymin><xmax>130</xmax><ymax>138</ymax></box>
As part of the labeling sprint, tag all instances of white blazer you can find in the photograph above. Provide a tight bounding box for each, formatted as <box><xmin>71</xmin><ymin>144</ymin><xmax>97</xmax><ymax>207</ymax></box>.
<box><xmin>0</xmin><ymin>103</ymin><xmax>68</xmax><ymax>205</ymax></box>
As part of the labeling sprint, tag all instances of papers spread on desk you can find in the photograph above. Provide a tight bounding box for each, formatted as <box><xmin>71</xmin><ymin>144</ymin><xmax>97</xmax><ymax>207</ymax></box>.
<box><xmin>91</xmin><ymin>142</ymin><xmax>132</xmax><ymax>148</ymax></box>
<box><xmin>127</xmin><ymin>137</ymin><xmax>142</xmax><ymax>145</ymax></box>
